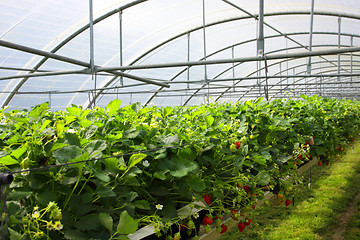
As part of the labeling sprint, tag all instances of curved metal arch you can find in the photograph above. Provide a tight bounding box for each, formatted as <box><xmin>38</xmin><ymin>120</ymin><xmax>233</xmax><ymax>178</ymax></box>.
<box><xmin>2</xmin><ymin>0</ymin><xmax>147</xmax><ymax>108</ymax></box>
<box><xmin>155</xmin><ymin>23</ymin><xmax>360</xmax><ymax>106</ymax></box>
<box><xmin>237</xmin><ymin>60</ymin><xmax>360</xmax><ymax>101</ymax></box>
<box><xmin>5</xmin><ymin>7</ymin><xmax>360</xmax><ymax>108</ymax></box>
<box><xmin>87</xmin><ymin>10</ymin><xmax>360</xmax><ymax>108</ymax></box>
<box><xmin>182</xmin><ymin>39</ymin><xmax>355</xmax><ymax>106</ymax></box>
<box><xmin>269</xmin><ymin>63</ymin><xmax>360</xmax><ymax>100</ymax></box>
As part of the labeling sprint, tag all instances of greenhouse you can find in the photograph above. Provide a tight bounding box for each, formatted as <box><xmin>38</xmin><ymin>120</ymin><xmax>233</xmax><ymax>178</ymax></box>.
<box><xmin>1</xmin><ymin>0</ymin><xmax>360</xmax><ymax>239</ymax></box>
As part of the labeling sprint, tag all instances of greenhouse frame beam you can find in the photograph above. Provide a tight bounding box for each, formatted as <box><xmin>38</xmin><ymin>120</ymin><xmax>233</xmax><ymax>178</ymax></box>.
<box><xmin>0</xmin><ymin>39</ymin><xmax>169</xmax><ymax>88</ymax></box>
<box><xmin>0</xmin><ymin>69</ymin><xmax>89</xmax><ymax>81</ymax></box>
<box><xmin>97</xmin><ymin>47</ymin><xmax>360</xmax><ymax>71</ymax></box>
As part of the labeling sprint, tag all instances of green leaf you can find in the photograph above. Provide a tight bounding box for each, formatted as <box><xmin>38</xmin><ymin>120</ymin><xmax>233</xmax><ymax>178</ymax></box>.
<box><xmin>185</xmin><ymin>174</ymin><xmax>206</xmax><ymax>192</ymax></box>
<box><xmin>94</xmin><ymin>172</ymin><xmax>111</xmax><ymax>182</ymax></box>
<box><xmin>133</xmin><ymin>200</ymin><xmax>150</xmax><ymax>210</ymax></box>
<box><xmin>84</xmin><ymin>140</ymin><xmax>107</xmax><ymax>157</ymax></box>
<box><xmin>106</xmin><ymin>99</ymin><xmax>122</xmax><ymax>116</ymax></box>
<box><xmin>74</xmin><ymin>214</ymin><xmax>102</xmax><ymax>231</ymax></box>
<box><xmin>178</xmin><ymin>146</ymin><xmax>197</xmax><ymax>162</ymax></box>
<box><xmin>66</xmin><ymin>106</ymin><xmax>82</xmax><ymax>116</ymax></box>
<box><xmin>99</xmin><ymin>212</ymin><xmax>113</xmax><ymax>232</ymax></box>
<box><xmin>256</xmin><ymin>171</ymin><xmax>271</xmax><ymax>186</ymax></box>
<box><xmin>84</xmin><ymin>125</ymin><xmax>98</xmax><ymax>139</ymax></box>
<box><xmin>8</xmin><ymin>227</ymin><xmax>22</xmax><ymax>240</ymax></box>
<box><xmin>64</xmin><ymin>229</ymin><xmax>88</xmax><ymax>240</ymax></box>
<box><xmin>10</xmin><ymin>145</ymin><xmax>27</xmax><ymax>159</ymax></box>
<box><xmin>96</xmin><ymin>185</ymin><xmax>116</xmax><ymax>198</ymax></box>
<box><xmin>64</xmin><ymin>132</ymin><xmax>81</xmax><ymax>146</ymax></box>
<box><xmin>36</xmin><ymin>191</ymin><xmax>57</xmax><ymax>205</ymax></box>
<box><xmin>9</xmin><ymin>190</ymin><xmax>32</xmax><ymax>201</ymax></box>
<box><xmin>39</xmin><ymin>119</ymin><xmax>52</xmax><ymax>132</ymax></box>
<box><xmin>163</xmin><ymin>135</ymin><xmax>180</xmax><ymax>145</ymax></box>
<box><xmin>117</xmin><ymin>210</ymin><xmax>138</xmax><ymax>235</ymax></box>
<box><xmin>146</xmin><ymin>127</ymin><xmax>158</xmax><ymax>140</ymax></box>
<box><xmin>161</xmin><ymin>200</ymin><xmax>178</xmax><ymax>219</ymax></box>
<box><xmin>0</xmin><ymin>155</ymin><xmax>18</xmax><ymax>165</ymax></box>
<box><xmin>251</xmin><ymin>154</ymin><xmax>267</xmax><ymax>165</ymax></box>
<box><xmin>205</xmin><ymin>115</ymin><xmax>214</xmax><ymax>126</ymax></box>
<box><xmin>158</xmin><ymin>156</ymin><xmax>198</xmax><ymax>178</ymax></box>
<box><xmin>55</xmin><ymin>120</ymin><xmax>65</xmax><ymax>135</ymax></box>
<box><xmin>261</xmin><ymin>151</ymin><xmax>272</xmax><ymax>160</ymax></box>
<box><xmin>128</xmin><ymin>153</ymin><xmax>147</xmax><ymax>169</ymax></box>
<box><xmin>103</xmin><ymin>157</ymin><xmax>120</xmax><ymax>173</ymax></box>
<box><xmin>53</xmin><ymin>145</ymin><xmax>82</xmax><ymax>163</ymax></box>
<box><xmin>29</xmin><ymin>102</ymin><xmax>49</xmax><ymax>120</ymax></box>
<box><xmin>148</xmin><ymin>185</ymin><xmax>169</xmax><ymax>196</ymax></box>
<box><xmin>51</xmin><ymin>143</ymin><xmax>68</xmax><ymax>152</ymax></box>
<box><xmin>126</xmin><ymin>192</ymin><xmax>138</xmax><ymax>203</ymax></box>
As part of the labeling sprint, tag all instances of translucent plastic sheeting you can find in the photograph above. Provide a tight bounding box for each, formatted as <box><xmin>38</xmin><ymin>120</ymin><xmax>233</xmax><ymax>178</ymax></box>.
<box><xmin>1</xmin><ymin>0</ymin><xmax>360</xmax><ymax>110</ymax></box>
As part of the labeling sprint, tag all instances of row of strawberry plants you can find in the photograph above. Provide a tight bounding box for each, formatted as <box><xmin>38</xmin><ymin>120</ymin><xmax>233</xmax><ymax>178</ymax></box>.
<box><xmin>0</xmin><ymin>95</ymin><xmax>358</xmax><ymax>240</ymax></box>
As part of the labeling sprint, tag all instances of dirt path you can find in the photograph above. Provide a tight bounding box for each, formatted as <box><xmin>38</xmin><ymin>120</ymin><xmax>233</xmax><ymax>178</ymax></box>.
<box><xmin>330</xmin><ymin>173</ymin><xmax>360</xmax><ymax>240</ymax></box>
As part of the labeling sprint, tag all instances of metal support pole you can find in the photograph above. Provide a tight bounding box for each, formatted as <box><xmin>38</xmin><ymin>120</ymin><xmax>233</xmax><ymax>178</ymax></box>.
<box><xmin>232</xmin><ymin>47</ymin><xmax>235</xmax><ymax>92</ymax></box>
<box><xmin>264</xmin><ymin>57</ymin><xmax>269</xmax><ymax>101</ymax></box>
<box><xmin>338</xmin><ymin>17</ymin><xmax>342</xmax><ymax>83</ymax></box>
<box><xmin>187</xmin><ymin>32</ymin><xmax>190</xmax><ymax>89</ymax></box>
<box><xmin>89</xmin><ymin>0</ymin><xmax>95</xmax><ymax>71</ymax></box>
<box><xmin>119</xmin><ymin>10</ymin><xmax>124</xmax><ymax>86</ymax></box>
<box><xmin>279</xmin><ymin>62</ymin><xmax>282</xmax><ymax>94</ymax></box>
<box><xmin>307</xmin><ymin>0</ymin><xmax>315</xmax><ymax>74</ymax></box>
<box><xmin>351</xmin><ymin>35</ymin><xmax>354</xmax><ymax>91</ymax></box>
<box><xmin>202</xmin><ymin>0</ymin><xmax>208</xmax><ymax>83</ymax></box>
<box><xmin>257</xmin><ymin>0</ymin><xmax>265</xmax><ymax>58</ymax></box>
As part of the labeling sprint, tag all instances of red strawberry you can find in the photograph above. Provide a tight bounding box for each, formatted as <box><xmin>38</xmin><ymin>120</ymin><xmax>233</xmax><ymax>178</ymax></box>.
<box><xmin>220</xmin><ymin>224</ymin><xmax>228</xmax><ymax>234</ymax></box>
<box><xmin>318</xmin><ymin>161</ymin><xmax>322</xmax><ymax>166</ymax></box>
<box><xmin>238</xmin><ymin>222</ymin><xmax>246</xmax><ymax>232</ymax></box>
<box><xmin>298</xmin><ymin>155</ymin><xmax>303</xmax><ymax>160</ymax></box>
<box><xmin>243</xmin><ymin>185</ymin><xmax>250</xmax><ymax>194</ymax></box>
<box><xmin>180</xmin><ymin>223</ymin><xmax>187</xmax><ymax>230</ymax></box>
<box><xmin>252</xmin><ymin>205</ymin><xmax>256</xmax><ymax>210</ymax></box>
<box><xmin>203</xmin><ymin>194</ymin><xmax>211</xmax><ymax>206</ymax></box>
<box><xmin>203</xmin><ymin>216</ymin><xmax>213</xmax><ymax>225</ymax></box>
<box><xmin>336</xmin><ymin>147</ymin><xmax>339</xmax><ymax>150</ymax></box>
<box><xmin>245</xmin><ymin>218</ymin><xmax>251</xmax><ymax>226</ymax></box>
<box><xmin>235</xmin><ymin>142</ymin><xmax>241</xmax><ymax>149</ymax></box>
<box><xmin>285</xmin><ymin>199</ymin><xmax>291</xmax><ymax>207</ymax></box>
<box><xmin>305</xmin><ymin>141</ymin><xmax>309</xmax><ymax>145</ymax></box>
<box><xmin>215</xmin><ymin>215</ymin><xmax>223</xmax><ymax>221</ymax></box>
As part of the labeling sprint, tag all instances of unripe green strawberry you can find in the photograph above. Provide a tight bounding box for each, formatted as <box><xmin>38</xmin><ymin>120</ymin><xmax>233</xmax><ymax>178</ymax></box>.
<box><xmin>240</xmin><ymin>136</ymin><xmax>247</xmax><ymax>144</ymax></box>
<box><xmin>215</xmin><ymin>218</ymin><xmax>222</xmax><ymax>227</ymax></box>
<box><xmin>204</xmin><ymin>224</ymin><xmax>211</xmax><ymax>234</ymax></box>
<box><xmin>230</xmin><ymin>144</ymin><xmax>237</xmax><ymax>152</ymax></box>
<box><xmin>187</xmin><ymin>220</ymin><xmax>195</xmax><ymax>229</ymax></box>
<box><xmin>174</xmin><ymin>232</ymin><xmax>181</xmax><ymax>240</ymax></box>
<box><xmin>192</xmin><ymin>236</ymin><xmax>199</xmax><ymax>240</ymax></box>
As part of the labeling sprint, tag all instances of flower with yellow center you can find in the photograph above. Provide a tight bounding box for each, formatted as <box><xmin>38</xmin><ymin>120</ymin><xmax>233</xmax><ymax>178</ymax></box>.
<box><xmin>32</xmin><ymin>211</ymin><xmax>40</xmax><ymax>219</ymax></box>
<box><xmin>54</xmin><ymin>221</ymin><xmax>63</xmax><ymax>231</ymax></box>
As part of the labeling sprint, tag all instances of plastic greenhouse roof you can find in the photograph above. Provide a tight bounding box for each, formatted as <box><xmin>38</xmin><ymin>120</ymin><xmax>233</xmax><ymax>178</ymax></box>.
<box><xmin>1</xmin><ymin>0</ymin><xmax>360</xmax><ymax>111</ymax></box>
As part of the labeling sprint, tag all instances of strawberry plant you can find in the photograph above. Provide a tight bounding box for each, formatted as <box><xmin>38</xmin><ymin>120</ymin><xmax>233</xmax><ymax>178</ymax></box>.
<box><xmin>0</xmin><ymin>96</ymin><xmax>358</xmax><ymax>239</ymax></box>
